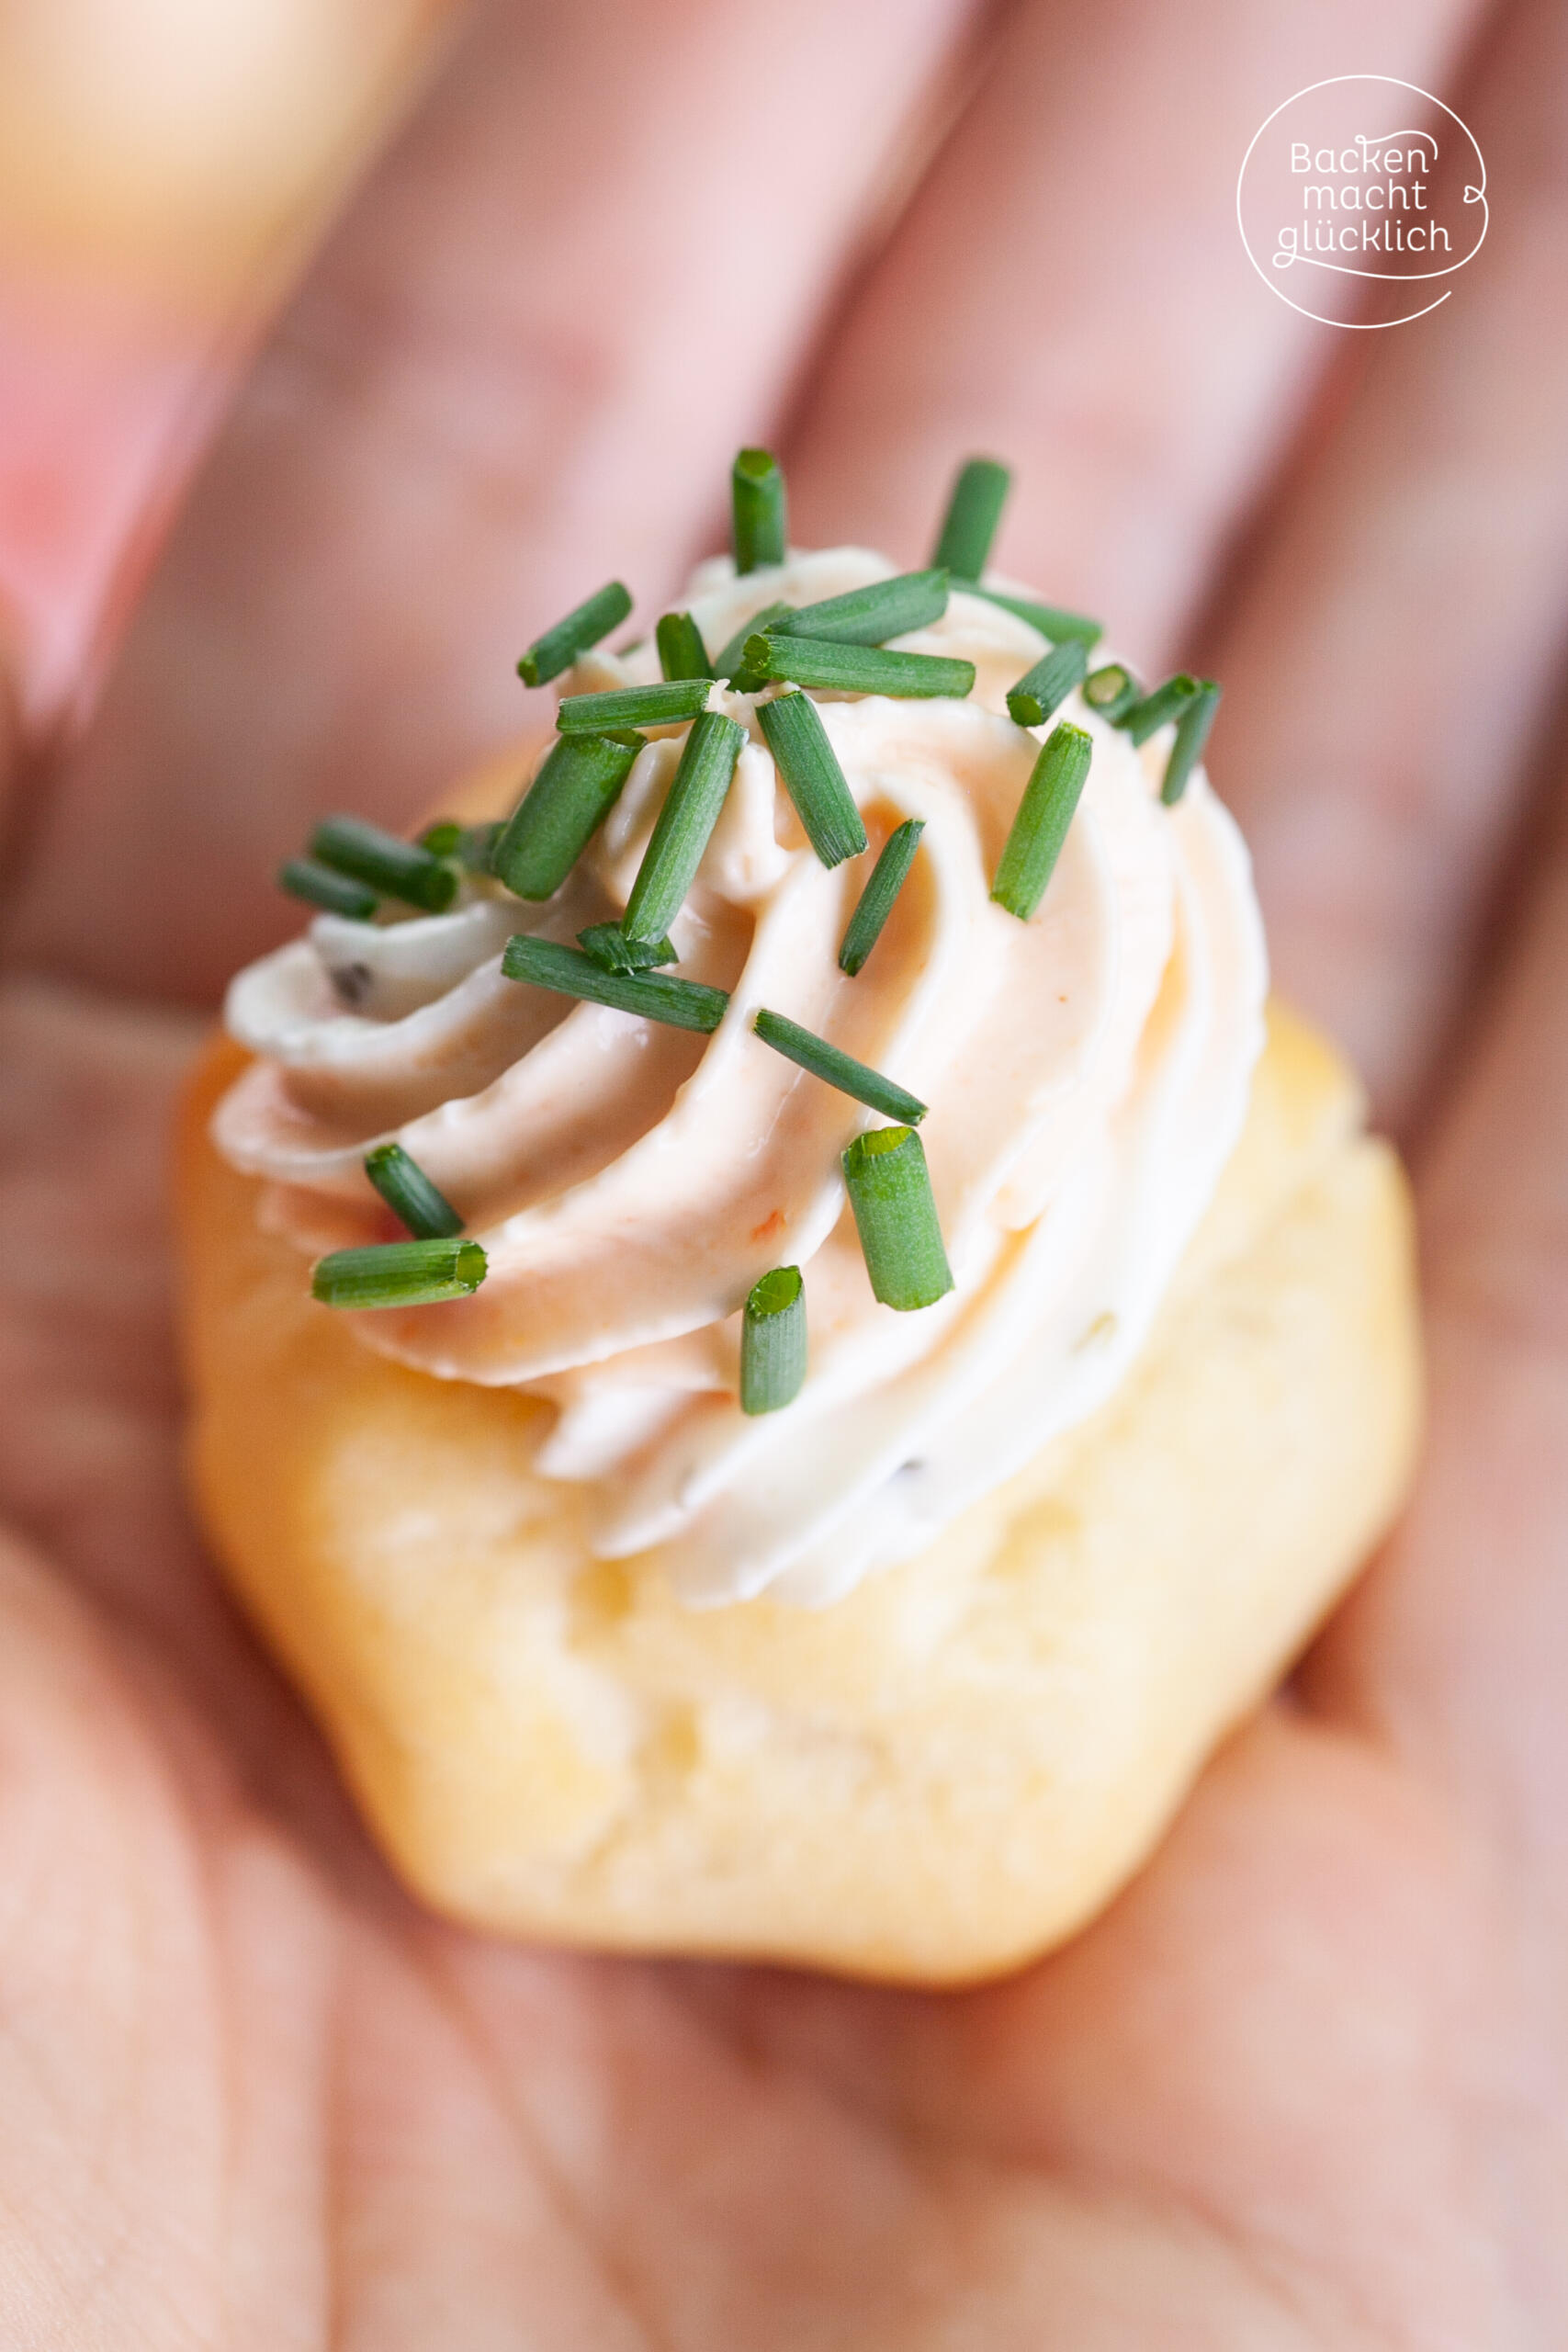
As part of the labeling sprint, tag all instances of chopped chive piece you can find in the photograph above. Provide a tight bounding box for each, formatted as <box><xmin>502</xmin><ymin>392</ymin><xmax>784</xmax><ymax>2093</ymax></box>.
<box><xmin>457</xmin><ymin>820</ymin><xmax>504</xmax><ymax>873</ymax></box>
<box><xmin>743</xmin><ymin>635</ymin><xmax>976</xmax><ymax>700</ymax></box>
<box><xmin>931</xmin><ymin>457</ymin><xmax>1010</xmax><ymax>579</ymax></box>
<box><xmin>752</xmin><ymin>1007</ymin><xmax>926</xmax><ymax>1125</ymax></box>
<box><xmin>279</xmin><ymin>857</ymin><xmax>378</xmax><ymax>921</ymax></box>
<box><xmin>1006</xmin><ymin>639</ymin><xmax>1089</xmax><ymax>729</ymax></box>
<box><xmin>842</xmin><ymin>1126</ymin><xmax>953</xmax><ymax>1311</ymax></box>
<box><xmin>839</xmin><ymin>819</ymin><xmax>924</xmax><ymax>977</ymax></box>
<box><xmin>714</xmin><ymin>599</ymin><xmax>789</xmax><ymax>687</ymax></box>
<box><xmin>990</xmin><ymin>722</ymin><xmax>1093</xmax><ymax>922</ymax></box>
<box><xmin>1083</xmin><ymin>662</ymin><xmax>1141</xmax><ymax>722</ymax></box>
<box><xmin>423</xmin><ymin>818</ymin><xmax>502</xmax><ymax>871</ymax></box>
<box><xmin>770</xmin><ymin>569</ymin><xmax>949</xmax><ymax>647</ymax></box>
<box><xmin>491</xmin><ymin>732</ymin><xmax>642</xmax><ymax>901</ymax></box>
<box><xmin>967</xmin><ymin>584</ymin><xmax>1103</xmax><ymax>648</ymax></box>
<box><xmin>1160</xmin><ymin>679</ymin><xmax>1221</xmax><ymax>806</ymax></box>
<box><xmin>731</xmin><ymin>447</ymin><xmax>787</xmax><ymax>572</ymax></box>
<box><xmin>310</xmin><ymin>816</ymin><xmax>457</xmax><ymax>913</ymax></box>
<box><xmin>364</xmin><ymin>1142</ymin><xmax>463</xmax><ymax>1239</ymax></box>
<box><xmin>311</xmin><ymin>1237</ymin><xmax>487</xmax><ymax>1309</ymax></box>
<box><xmin>656</xmin><ymin>610</ymin><xmax>713</xmax><ymax>682</ymax></box>
<box><xmin>1122</xmin><ymin>672</ymin><xmax>1201</xmax><ymax>746</ymax></box>
<box><xmin>623</xmin><ymin>708</ymin><xmax>745</xmax><ymax>944</ymax></box>
<box><xmin>740</xmin><ymin>1264</ymin><xmax>807</xmax><ymax>1414</ymax></box>
<box><xmin>502</xmin><ymin>933</ymin><xmax>728</xmax><ymax>1032</ymax></box>
<box><xmin>577</xmin><ymin>922</ymin><xmax>677</xmax><ymax>975</ymax></box>
<box><xmin>518</xmin><ymin>580</ymin><xmax>633</xmax><ymax>687</ymax></box>
<box><xmin>756</xmin><ymin>692</ymin><xmax>867</xmax><ymax>867</ymax></box>
<box><xmin>556</xmin><ymin>679</ymin><xmax>711</xmax><ymax>733</ymax></box>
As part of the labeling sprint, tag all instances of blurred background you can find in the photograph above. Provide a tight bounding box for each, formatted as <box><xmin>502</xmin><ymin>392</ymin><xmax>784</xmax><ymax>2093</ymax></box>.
<box><xmin>0</xmin><ymin>0</ymin><xmax>455</xmax><ymax>720</ymax></box>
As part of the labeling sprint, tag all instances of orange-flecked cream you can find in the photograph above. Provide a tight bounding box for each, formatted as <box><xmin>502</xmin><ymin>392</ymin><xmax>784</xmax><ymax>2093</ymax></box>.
<box><xmin>213</xmin><ymin>548</ymin><xmax>1266</xmax><ymax>1607</ymax></box>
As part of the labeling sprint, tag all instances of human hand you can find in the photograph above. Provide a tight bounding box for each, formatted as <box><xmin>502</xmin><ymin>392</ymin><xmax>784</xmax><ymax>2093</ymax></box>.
<box><xmin>2</xmin><ymin>0</ymin><xmax>1566</xmax><ymax>2339</ymax></box>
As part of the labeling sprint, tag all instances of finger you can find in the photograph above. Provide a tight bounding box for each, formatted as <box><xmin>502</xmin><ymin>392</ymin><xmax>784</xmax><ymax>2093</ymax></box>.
<box><xmin>784</xmin><ymin>0</ymin><xmax>1481</xmax><ymax>657</ymax></box>
<box><xmin>0</xmin><ymin>2</ymin><xmax>443</xmax><ymax>727</ymax></box>
<box><xmin>0</xmin><ymin>973</ymin><xmax>376</xmax><ymax>1857</ymax></box>
<box><xmin>0</xmin><ymin>975</ymin><xmax>197</xmax><ymax>1604</ymax></box>
<box><xmin>0</xmin><ymin>1525</ymin><xmax>231</xmax><ymax>2346</ymax></box>
<box><xmin>4</xmin><ymin>0</ymin><xmax>977</xmax><ymax>1003</ymax></box>
<box><xmin>1303</xmin><ymin>757</ymin><xmax>1568</xmax><ymax>1857</ymax></box>
<box><xmin>1212</xmin><ymin>0</ymin><xmax>1568</xmax><ymax>1126</ymax></box>
<box><xmin>0</xmin><ymin>623</ymin><xmax>18</xmax><ymax>843</ymax></box>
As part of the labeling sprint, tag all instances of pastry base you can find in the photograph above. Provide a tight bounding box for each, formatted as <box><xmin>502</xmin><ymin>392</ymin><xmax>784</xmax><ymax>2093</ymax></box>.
<box><xmin>177</xmin><ymin>1004</ymin><xmax>1420</xmax><ymax>1984</ymax></box>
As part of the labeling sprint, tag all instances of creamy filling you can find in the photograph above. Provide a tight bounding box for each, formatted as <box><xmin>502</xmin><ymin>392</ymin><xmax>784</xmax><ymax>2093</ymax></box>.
<box><xmin>217</xmin><ymin>548</ymin><xmax>1267</xmax><ymax>1606</ymax></box>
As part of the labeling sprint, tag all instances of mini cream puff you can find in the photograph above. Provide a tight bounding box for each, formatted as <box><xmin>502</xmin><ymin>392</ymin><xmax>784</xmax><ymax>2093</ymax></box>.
<box><xmin>178</xmin><ymin>458</ymin><xmax>1420</xmax><ymax>1982</ymax></box>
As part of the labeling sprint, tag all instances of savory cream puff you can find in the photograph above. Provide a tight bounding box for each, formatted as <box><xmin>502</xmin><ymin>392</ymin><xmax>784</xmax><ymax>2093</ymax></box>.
<box><xmin>177</xmin><ymin>455</ymin><xmax>1421</xmax><ymax>1981</ymax></box>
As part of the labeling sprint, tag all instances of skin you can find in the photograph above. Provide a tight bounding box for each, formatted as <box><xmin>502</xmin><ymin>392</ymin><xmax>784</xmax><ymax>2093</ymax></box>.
<box><xmin>2</xmin><ymin>0</ymin><xmax>1567</xmax><ymax>2338</ymax></box>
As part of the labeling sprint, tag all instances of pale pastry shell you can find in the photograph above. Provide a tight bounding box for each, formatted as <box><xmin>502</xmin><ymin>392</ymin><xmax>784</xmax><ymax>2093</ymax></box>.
<box><xmin>176</xmin><ymin>1001</ymin><xmax>1421</xmax><ymax>1984</ymax></box>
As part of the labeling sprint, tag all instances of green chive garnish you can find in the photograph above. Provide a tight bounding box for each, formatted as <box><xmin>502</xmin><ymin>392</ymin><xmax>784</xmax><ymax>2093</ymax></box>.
<box><xmin>1006</xmin><ymin>639</ymin><xmax>1089</xmax><ymax>729</ymax></box>
<box><xmin>842</xmin><ymin>1127</ymin><xmax>953</xmax><ymax>1311</ymax></box>
<box><xmin>752</xmin><ymin>1007</ymin><xmax>925</xmax><ymax>1125</ymax></box>
<box><xmin>742</xmin><ymin>636</ymin><xmax>976</xmax><ymax>700</ymax></box>
<box><xmin>502</xmin><ymin>934</ymin><xmax>728</xmax><ymax>1033</ymax></box>
<box><xmin>491</xmin><ymin>732</ymin><xmax>642</xmax><ymax>901</ymax></box>
<box><xmin>623</xmin><ymin>708</ymin><xmax>745</xmax><ymax>944</ymax></box>
<box><xmin>731</xmin><ymin>447</ymin><xmax>787</xmax><ymax>572</ymax></box>
<box><xmin>968</xmin><ymin>585</ymin><xmax>1102</xmax><ymax>648</ymax></box>
<box><xmin>311</xmin><ymin>1237</ymin><xmax>487</xmax><ymax>1309</ymax></box>
<box><xmin>1160</xmin><ymin>679</ymin><xmax>1221</xmax><ymax>806</ymax></box>
<box><xmin>756</xmin><ymin>692</ymin><xmax>867</xmax><ymax>867</ymax></box>
<box><xmin>931</xmin><ymin>457</ymin><xmax>1010</xmax><ymax>579</ymax></box>
<box><xmin>1083</xmin><ymin>662</ymin><xmax>1140</xmax><ymax>722</ymax></box>
<box><xmin>279</xmin><ymin>857</ymin><xmax>378</xmax><ymax>921</ymax></box>
<box><xmin>310</xmin><ymin>817</ymin><xmax>457</xmax><ymax>914</ymax></box>
<box><xmin>769</xmin><ymin>569</ymin><xmax>949</xmax><ymax>647</ymax></box>
<box><xmin>1122</xmin><ymin>673</ymin><xmax>1201</xmax><ymax>747</ymax></box>
<box><xmin>739</xmin><ymin>1265</ymin><xmax>807</xmax><ymax>1415</ymax></box>
<box><xmin>421</xmin><ymin>818</ymin><xmax>503</xmax><ymax>872</ymax></box>
<box><xmin>656</xmin><ymin>611</ymin><xmax>713</xmax><ymax>682</ymax></box>
<box><xmin>838</xmin><ymin>819</ymin><xmax>924</xmax><ymax>977</ymax></box>
<box><xmin>457</xmin><ymin>820</ymin><xmax>504</xmax><ymax>873</ymax></box>
<box><xmin>577</xmin><ymin>922</ymin><xmax>677</xmax><ymax>975</ymax></box>
<box><xmin>556</xmin><ymin>679</ymin><xmax>711</xmax><ymax>734</ymax></box>
<box><xmin>364</xmin><ymin>1142</ymin><xmax>463</xmax><ymax>1239</ymax></box>
<box><xmin>714</xmin><ymin>600</ymin><xmax>789</xmax><ymax>689</ymax></box>
<box><xmin>517</xmin><ymin>581</ymin><xmax>633</xmax><ymax>687</ymax></box>
<box><xmin>990</xmin><ymin>722</ymin><xmax>1093</xmax><ymax>922</ymax></box>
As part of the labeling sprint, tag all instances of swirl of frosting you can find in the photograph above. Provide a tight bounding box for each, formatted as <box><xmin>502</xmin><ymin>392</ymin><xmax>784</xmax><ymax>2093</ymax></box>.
<box><xmin>215</xmin><ymin>548</ymin><xmax>1266</xmax><ymax>1606</ymax></box>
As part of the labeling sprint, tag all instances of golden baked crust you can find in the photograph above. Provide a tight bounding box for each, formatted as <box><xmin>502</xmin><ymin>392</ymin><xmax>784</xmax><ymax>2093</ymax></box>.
<box><xmin>177</xmin><ymin>1004</ymin><xmax>1420</xmax><ymax>1983</ymax></box>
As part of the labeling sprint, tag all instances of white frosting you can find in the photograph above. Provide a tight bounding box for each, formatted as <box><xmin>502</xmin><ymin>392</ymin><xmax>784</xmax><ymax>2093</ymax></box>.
<box><xmin>216</xmin><ymin>548</ymin><xmax>1267</xmax><ymax>1607</ymax></box>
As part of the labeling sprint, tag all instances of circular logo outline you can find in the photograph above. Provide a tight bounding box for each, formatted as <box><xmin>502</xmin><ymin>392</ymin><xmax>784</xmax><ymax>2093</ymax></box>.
<box><xmin>1236</xmin><ymin>74</ymin><xmax>1488</xmax><ymax>330</ymax></box>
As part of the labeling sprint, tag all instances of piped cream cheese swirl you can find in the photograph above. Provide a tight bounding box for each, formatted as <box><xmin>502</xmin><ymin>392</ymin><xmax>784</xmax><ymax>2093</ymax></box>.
<box><xmin>216</xmin><ymin>548</ymin><xmax>1266</xmax><ymax>1606</ymax></box>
